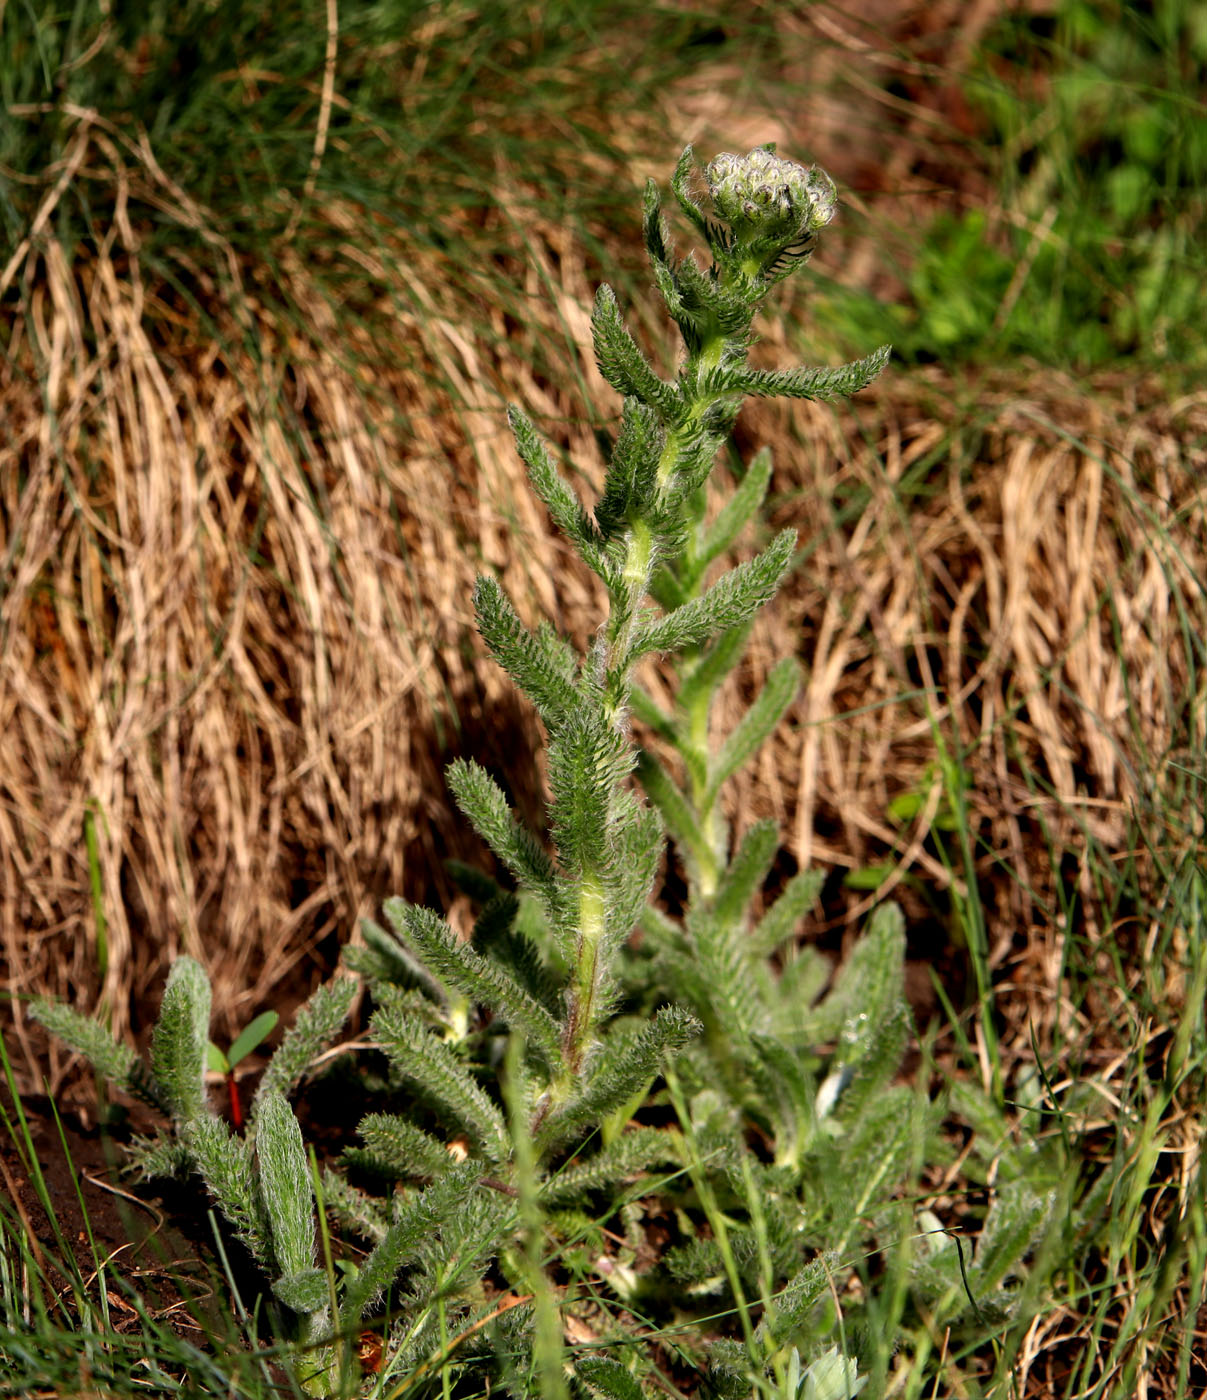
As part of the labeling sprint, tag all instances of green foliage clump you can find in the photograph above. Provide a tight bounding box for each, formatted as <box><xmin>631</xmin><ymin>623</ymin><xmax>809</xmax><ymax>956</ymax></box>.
<box><xmin>28</xmin><ymin>143</ymin><xmax>1058</xmax><ymax>1396</ymax></box>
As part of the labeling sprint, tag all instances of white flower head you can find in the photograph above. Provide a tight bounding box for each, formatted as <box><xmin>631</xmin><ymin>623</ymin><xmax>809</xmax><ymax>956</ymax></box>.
<box><xmin>705</xmin><ymin>147</ymin><xmax>837</xmax><ymax>248</ymax></box>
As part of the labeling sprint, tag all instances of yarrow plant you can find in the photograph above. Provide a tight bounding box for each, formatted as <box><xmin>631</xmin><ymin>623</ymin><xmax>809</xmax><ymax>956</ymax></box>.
<box><xmin>30</xmin><ymin>145</ymin><xmax>1050</xmax><ymax>1396</ymax></box>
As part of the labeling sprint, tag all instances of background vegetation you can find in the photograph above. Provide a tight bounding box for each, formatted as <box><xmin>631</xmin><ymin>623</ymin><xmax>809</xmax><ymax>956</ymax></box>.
<box><xmin>2</xmin><ymin>1</ymin><xmax>1205</xmax><ymax>1396</ymax></box>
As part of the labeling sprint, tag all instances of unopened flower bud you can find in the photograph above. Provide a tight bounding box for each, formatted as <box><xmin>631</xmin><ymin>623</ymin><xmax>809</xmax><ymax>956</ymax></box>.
<box><xmin>705</xmin><ymin>147</ymin><xmax>837</xmax><ymax>248</ymax></box>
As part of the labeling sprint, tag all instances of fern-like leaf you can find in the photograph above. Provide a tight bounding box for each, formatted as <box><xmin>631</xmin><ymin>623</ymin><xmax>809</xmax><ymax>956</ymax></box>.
<box><xmin>628</xmin><ymin>529</ymin><xmax>795</xmax><ymax>661</ymax></box>
<box><xmin>254</xmin><ymin>976</ymin><xmax>356</xmax><ymax>1112</ymax></box>
<box><xmin>720</xmin><ymin>345</ymin><xmax>890</xmax><ymax>402</ymax></box>
<box><xmin>538</xmin><ymin>1006</ymin><xmax>700</xmax><ymax>1151</ymax></box>
<box><xmin>539</xmin><ymin>1126</ymin><xmax>680</xmax><ymax>1205</ymax></box>
<box><xmin>749</xmin><ymin>869</ymin><xmax>825</xmax><ymax>960</ymax></box>
<box><xmin>705</xmin><ymin>656</ymin><xmax>800</xmax><ymax>807</ymax></box>
<box><xmin>384</xmin><ymin>898</ymin><xmax>563</xmax><ymax>1071</ymax></box>
<box><xmin>351</xmin><ymin>1112</ymin><xmax>455</xmax><ymax>1181</ymax></box>
<box><xmin>189</xmin><ymin>1115</ymin><xmax>273</xmax><ymax>1268</ymax></box>
<box><xmin>341</xmin><ymin>1161</ymin><xmax>485</xmax><ymax>1320</ymax></box>
<box><xmin>473</xmin><ymin>575</ymin><xmax>580</xmax><ymax>728</ymax></box>
<box><xmin>150</xmin><ymin>957</ymin><xmax>212</xmax><ymax>1126</ymax></box>
<box><xmin>371</xmin><ymin>1004</ymin><xmax>509</xmax><ymax>1162</ymax></box>
<box><xmin>507</xmin><ymin>406</ymin><xmax>612</xmax><ymax>582</ymax></box>
<box><xmin>446</xmin><ymin>758</ymin><xmax>565</xmax><ymax>929</ymax></box>
<box><xmin>592</xmin><ymin>284</ymin><xmax>680</xmax><ymax>422</ymax></box>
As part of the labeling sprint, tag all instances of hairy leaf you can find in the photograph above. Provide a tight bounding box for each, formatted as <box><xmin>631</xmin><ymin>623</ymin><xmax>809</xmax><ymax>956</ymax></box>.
<box><xmin>384</xmin><ymin>898</ymin><xmax>562</xmax><ymax>1071</ymax></box>
<box><xmin>507</xmin><ymin>405</ymin><xmax>610</xmax><ymax>580</ymax></box>
<box><xmin>189</xmin><ymin>1116</ymin><xmax>273</xmax><ymax>1268</ymax></box>
<box><xmin>150</xmin><ymin>957</ymin><xmax>212</xmax><ymax>1126</ymax></box>
<box><xmin>446</xmin><ymin>758</ymin><xmax>564</xmax><ymax>927</ymax></box>
<box><xmin>750</xmin><ymin>869</ymin><xmax>826</xmax><ymax>961</ymax></box>
<box><xmin>629</xmin><ymin>529</ymin><xmax>796</xmax><ymax>660</ymax></box>
<box><xmin>592</xmin><ymin>284</ymin><xmax>680</xmax><ymax>421</ymax></box>
<box><xmin>721</xmin><ymin>345</ymin><xmax>891</xmax><ymax>401</ymax></box>
<box><xmin>371</xmin><ymin>1004</ymin><xmax>509</xmax><ymax>1162</ymax></box>
<box><xmin>705</xmin><ymin>657</ymin><xmax>800</xmax><ymax>807</ymax></box>
<box><xmin>27</xmin><ymin>998</ymin><xmax>157</xmax><ymax>1108</ymax></box>
<box><xmin>254</xmin><ymin>976</ymin><xmax>356</xmax><ymax>1110</ymax></box>
<box><xmin>712</xmin><ymin>819</ymin><xmax>779</xmax><ymax>933</ymax></box>
<box><xmin>538</xmin><ymin>1005</ymin><xmax>700</xmax><ymax>1150</ymax></box>
<box><xmin>353</xmin><ymin>1113</ymin><xmax>456</xmax><ymax>1182</ymax></box>
<box><xmin>689</xmin><ymin>447</ymin><xmax>774</xmax><ymax>588</ymax></box>
<box><xmin>256</xmin><ymin>1088</ymin><xmax>316</xmax><ymax>1283</ymax></box>
<box><xmin>473</xmin><ymin>575</ymin><xmax>579</xmax><ymax>728</ymax></box>
<box><xmin>540</xmin><ymin>1126</ymin><xmax>681</xmax><ymax>1205</ymax></box>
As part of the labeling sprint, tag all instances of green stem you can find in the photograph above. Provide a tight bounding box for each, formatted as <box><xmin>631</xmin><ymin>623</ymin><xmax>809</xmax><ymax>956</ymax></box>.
<box><xmin>566</xmin><ymin>867</ymin><xmax>607</xmax><ymax>1075</ymax></box>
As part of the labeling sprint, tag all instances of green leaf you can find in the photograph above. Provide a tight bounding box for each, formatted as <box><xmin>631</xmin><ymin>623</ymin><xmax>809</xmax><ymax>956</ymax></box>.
<box><xmin>227</xmin><ymin>1011</ymin><xmax>279</xmax><ymax>1071</ymax></box>
<box><xmin>341</xmin><ymin>1161</ymin><xmax>486</xmax><ymax>1320</ymax></box>
<box><xmin>473</xmin><ymin>575</ymin><xmax>579</xmax><ymax>728</ymax></box>
<box><xmin>576</xmin><ymin>1355</ymin><xmax>647</xmax><ymax>1400</ymax></box>
<box><xmin>546</xmin><ymin>705</ymin><xmax>633</xmax><ymax>879</ymax></box>
<box><xmin>604</xmin><ymin>796</ymin><xmax>663</xmax><ymax>950</ymax></box>
<box><xmin>150</xmin><ymin>957</ymin><xmax>212</xmax><ymax>1126</ymax></box>
<box><xmin>712</xmin><ymin>819</ymin><xmax>779</xmax><ymax>933</ymax></box>
<box><xmin>254</xmin><ymin>977</ymin><xmax>356</xmax><ymax>1109</ymax></box>
<box><xmin>721</xmin><ymin>345</ymin><xmax>891</xmax><ymax>402</ymax></box>
<box><xmin>628</xmin><ymin>529</ymin><xmax>796</xmax><ymax>661</ymax></box>
<box><xmin>591</xmin><ymin>283</ymin><xmax>680</xmax><ymax>421</ymax></box>
<box><xmin>28</xmin><ymin>998</ymin><xmax>155</xmax><ymax>1106</ymax></box>
<box><xmin>634</xmin><ymin>751</ymin><xmax>708</xmax><ymax>877</ymax></box>
<box><xmin>757</xmin><ymin>1250</ymin><xmax>841</xmax><ymax>1345</ymax></box>
<box><xmin>705</xmin><ymin>656</ymin><xmax>800</xmax><ymax>807</ymax></box>
<box><xmin>747</xmin><ymin>1032</ymin><xmax>814</xmax><ymax>1161</ymax></box>
<box><xmin>538</xmin><ymin>1005</ymin><xmax>700</xmax><ymax>1151</ymax></box>
<box><xmin>750</xmin><ymin>868</ymin><xmax>826</xmax><ymax>959</ymax></box>
<box><xmin>539</xmin><ymin>1127</ymin><xmax>680</xmax><ymax>1205</ymax></box>
<box><xmin>669</xmin><ymin>144</ymin><xmax>710</xmax><ymax>242</ymax></box>
<box><xmin>971</xmin><ymin>1180</ymin><xmax>1056</xmax><ymax>1298</ymax></box>
<box><xmin>319</xmin><ymin>1167</ymin><xmax>390</xmax><ymax>1243</ymax></box>
<box><xmin>371</xmin><ymin>1004</ymin><xmax>509</xmax><ymax>1162</ymax></box>
<box><xmin>273</xmin><ymin>1267</ymin><xmax>328</xmax><ymax>1316</ymax></box>
<box><xmin>470</xmin><ymin>897</ymin><xmax>564</xmax><ymax>1016</ymax></box>
<box><xmin>676</xmin><ymin>620</ymin><xmax>754</xmax><ymax>719</ymax></box>
<box><xmin>627</xmin><ymin>683</ymin><xmax>678</xmax><ymax>745</ymax></box>
<box><xmin>685</xmin><ymin>904</ymin><xmax>759</xmax><ymax>1046</ymax></box>
<box><xmin>255</xmin><ymin>1087</ymin><xmax>316</xmax><ymax>1282</ymax></box>
<box><xmin>446</xmin><ymin>758</ymin><xmax>565</xmax><ymax>927</ymax></box>
<box><xmin>689</xmin><ymin>446</ymin><xmax>773</xmax><ymax>587</ymax></box>
<box><xmin>384</xmin><ymin>898</ymin><xmax>563</xmax><ymax>1071</ymax></box>
<box><xmin>843</xmin><ymin>863</ymin><xmax>896</xmax><ymax>892</ymax></box>
<box><xmin>206</xmin><ymin>1041</ymin><xmax>229</xmax><ymax>1075</ymax></box>
<box><xmin>189</xmin><ymin>1115</ymin><xmax>273</xmax><ymax>1268</ymax></box>
<box><xmin>352</xmin><ymin>1113</ymin><xmax>454</xmax><ymax>1181</ymax></box>
<box><xmin>506</xmin><ymin>405</ymin><xmax>612</xmax><ymax>581</ymax></box>
<box><xmin>595</xmin><ymin>397</ymin><xmax>663</xmax><ymax>540</ymax></box>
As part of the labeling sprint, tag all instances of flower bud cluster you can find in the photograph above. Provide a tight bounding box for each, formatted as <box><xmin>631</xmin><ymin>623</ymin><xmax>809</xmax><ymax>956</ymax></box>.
<box><xmin>705</xmin><ymin>147</ymin><xmax>837</xmax><ymax>250</ymax></box>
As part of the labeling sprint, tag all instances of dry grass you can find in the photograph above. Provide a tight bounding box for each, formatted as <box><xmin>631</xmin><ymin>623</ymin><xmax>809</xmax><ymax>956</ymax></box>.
<box><xmin>0</xmin><ymin>126</ymin><xmax>615</xmax><ymax>1078</ymax></box>
<box><xmin>3</xmin><ymin>15</ymin><xmax>1204</xmax><ymax>1136</ymax></box>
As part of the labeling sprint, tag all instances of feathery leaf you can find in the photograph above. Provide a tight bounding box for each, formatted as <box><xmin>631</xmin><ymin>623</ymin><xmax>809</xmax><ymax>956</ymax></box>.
<box><xmin>384</xmin><ymin>898</ymin><xmax>563</xmax><ymax>1071</ymax></box>
<box><xmin>722</xmin><ymin>345</ymin><xmax>891</xmax><ymax>401</ymax></box>
<box><xmin>254</xmin><ymin>976</ymin><xmax>356</xmax><ymax>1110</ymax></box>
<box><xmin>592</xmin><ymin>284</ymin><xmax>680</xmax><ymax>421</ymax></box>
<box><xmin>629</xmin><ymin>529</ymin><xmax>796</xmax><ymax>660</ymax></box>
<box><xmin>150</xmin><ymin>957</ymin><xmax>212</xmax><ymax>1126</ymax></box>
<box><xmin>371</xmin><ymin>1004</ymin><xmax>509</xmax><ymax>1162</ymax></box>
<box><xmin>473</xmin><ymin>574</ymin><xmax>580</xmax><ymax>728</ymax></box>
<box><xmin>705</xmin><ymin>657</ymin><xmax>801</xmax><ymax>806</ymax></box>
